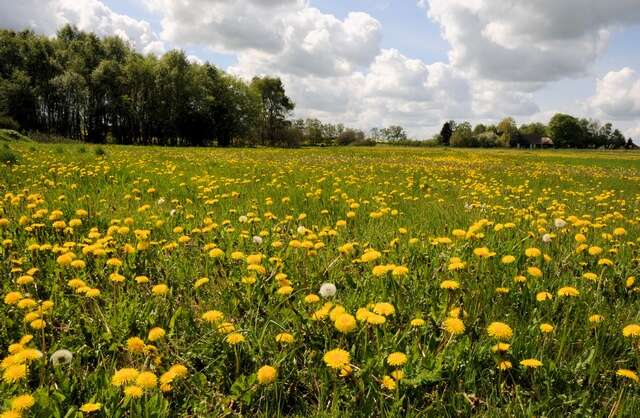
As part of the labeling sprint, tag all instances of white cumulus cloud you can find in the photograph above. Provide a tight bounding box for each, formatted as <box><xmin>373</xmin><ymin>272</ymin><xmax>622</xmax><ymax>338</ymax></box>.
<box><xmin>588</xmin><ymin>67</ymin><xmax>640</xmax><ymax>119</ymax></box>
<box><xmin>0</xmin><ymin>0</ymin><xmax>164</xmax><ymax>54</ymax></box>
<box><xmin>422</xmin><ymin>0</ymin><xmax>640</xmax><ymax>82</ymax></box>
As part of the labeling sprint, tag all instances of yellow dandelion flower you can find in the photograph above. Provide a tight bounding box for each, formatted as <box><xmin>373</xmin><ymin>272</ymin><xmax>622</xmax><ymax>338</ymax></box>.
<box><xmin>148</xmin><ymin>327</ymin><xmax>166</xmax><ymax>341</ymax></box>
<box><xmin>520</xmin><ymin>358</ymin><xmax>543</xmax><ymax>368</ymax></box>
<box><xmin>124</xmin><ymin>385</ymin><xmax>144</xmax><ymax>398</ymax></box>
<box><xmin>373</xmin><ymin>302</ymin><xmax>395</xmax><ymax>316</ymax></box>
<box><xmin>487</xmin><ymin>322</ymin><xmax>513</xmax><ymax>340</ymax></box>
<box><xmin>410</xmin><ymin>318</ymin><xmax>426</xmax><ymax>327</ymax></box>
<box><xmin>442</xmin><ymin>318</ymin><xmax>465</xmax><ymax>335</ymax></box>
<box><xmin>498</xmin><ymin>360</ymin><xmax>512</xmax><ymax>371</ymax></box>
<box><xmin>10</xmin><ymin>394</ymin><xmax>35</xmax><ymax>411</ymax></box>
<box><xmin>440</xmin><ymin>280</ymin><xmax>460</xmax><ymax>290</ymax></box>
<box><xmin>527</xmin><ymin>266</ymin><xmax>543</xmax><ymax>278</ymax></box>
<box><xmin>126</xmin><ymin>337</ymin><xmax>146</xmax><ymax>353</ymax></box>
<box><xmin>111</xmin><ymin>368</ymin><xmax>139</xmax><ymax>386</ymax></box>
<box><xmin>225</xmin><ymin>332</ymin><xmax>245</xmax><ymax>345</ymax></box>
<box><xmin>202</xmin><ymin>310</ymin><xmax>224</xmax><ymax>323</ymax></box>
<box><xmin>616</xmin><ymin>369</ymin><xmax>639</xmax><ymax>383</ymax></box>
<box><xmin>334</xmin><ymin>313</ymin><xmax>356</xmax><ymax>334</ymax></box>
<box><xmin>557</xmin><ymin>286</ymin><xmax>579</xmax><ymax>297</ymax></box>
<box><xmin>275</xmin><ymin>333</ymin><xmax>294</xmax><ymax>344</ymax></box>
<box><xmin>525</xmin><ymin>248</ymin><xmax>541</xmax><ymax>257</ymax></box>
<box><xmin>622</xmin><ymin>324</ymin><xmax>640</xmax><ymax>337</ymax></box>
<box><xmin>381</xmin><ymin>375</ymin><xmax>397</xmax><ymax>390</ymax></box>
<box><xmin>257</xmin><ymin>365</ymin><xmax>277</xmax><ymax>385</ymax></box>
<box><xmin>536</xmin><ymin>291</ymin><xmax>552</xmax><ymax>302</ymax></box>
<box><xmin>136</xmin><ymin>371</ymin><xmax>157</xmax><ymax>389</ymax></box>
<box><xmin>386</xmin><ymin>352</ymin><xmax>408</xmax><ymax>367</ymax></box>
<box><xmin>323</xmin><ymin>348</ymin><xmax>350</xmax><ymax>369</ymax></box>
<box><xmin>501</xmin><ymin>255</ymin><xmax>516</xmax><ymax>264</ymax></box>
<box><xmin>79</xmin><ymin>402</ymin><xmax>102</xmax><ymax>413</ymax></box>
<box><xmin>539</xmin><ymin>323</ymin><xmax>554</xmax><ymax>333</ymax></box>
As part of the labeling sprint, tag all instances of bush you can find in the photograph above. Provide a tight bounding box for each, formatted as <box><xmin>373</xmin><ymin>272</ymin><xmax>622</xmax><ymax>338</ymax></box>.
<box><xmin>0</xmin><ymin>147</ymin><xmax>18</xmax><ymax>164</ymax></box>
<box><xmin>337</xmin><ymin>129</ymin><xmax>365</xmax><ymax>146</ymax></box>
<box><xmin>0</xmin><ymin>114</ymin><xmax>20</xmax><ymax>130</ymax></box>
<box><xmin>94</xmin><ymin>146</ymin><xmax>106</xmax><ymax>156</ymax></box>
<box><xmin>352</xmin><ymin>139</ymin><xmax>377</xmax><ymax>147</ymax></box>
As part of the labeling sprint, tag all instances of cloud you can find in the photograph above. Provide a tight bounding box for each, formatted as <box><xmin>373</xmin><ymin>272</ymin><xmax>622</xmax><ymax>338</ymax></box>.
<box><xmin>0</xmin><ymin>0</ymin><xmax>164</xmax><ymax>53</ymax></box>
<box><xmin>154</xmin><ymin>0</ymin><xmax>382</xmax><ymax>78</ymax></box>
<box><xmin>147</xmin><ymin>0</ymin><xmax>303</xmax><ymax>53</ymax></box>
<box><xmin>260</xmin><ymin>49</ymin><xmax>473</xmax><ymax>136</ymax></box>
<box><xmin>588</xmin><ymin>67</ymin><xmax>640</xmax><ymax>119</ymax></box>
<box><xmin>422</xmin><ymin>0</ymin><xmax>640</xmax><ymax>83</ymax></box>
<box><xmin>4</xmin><ymin>0</ymin><xmax>638</xmax><ymax>137</ymax></box>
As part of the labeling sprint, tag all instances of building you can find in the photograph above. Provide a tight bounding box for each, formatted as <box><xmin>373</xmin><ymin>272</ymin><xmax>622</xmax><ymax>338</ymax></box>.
<box><xmin>512</xmin><ymin>134</ymin><xmax>554</xmax><ymax>149</ymax></box>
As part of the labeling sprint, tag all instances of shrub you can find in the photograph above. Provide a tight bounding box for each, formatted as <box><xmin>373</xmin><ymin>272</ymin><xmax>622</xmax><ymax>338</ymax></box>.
<box><xmin>0</xmin><ymin>114</ymin><xmax>20</xmax><ymax>130</ymax></box>
<box><xmin>0</xmin><ymin>147</ymin><xmax>18</xmax><ymax>164</ymax></box>
<box><xmin>94</xmin><ymin>146</ymin><xmax>106</xmax><ymax>156</ymax></box>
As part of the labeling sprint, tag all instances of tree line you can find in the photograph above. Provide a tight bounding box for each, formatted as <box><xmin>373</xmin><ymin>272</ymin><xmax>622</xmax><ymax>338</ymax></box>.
<box><xmin>1</xmin><ymin>26</ymin><xmax>636</xmax><ymax>149</ymax></box>
<box><xmin>0</xmin><ymin>26</ymin><xmax>300</xmax><ymax>146</ymax></box>
<box><xmin>437</xmin><ymin>116</ymin><xmax>636</xmax><ymax>149</ymax></box>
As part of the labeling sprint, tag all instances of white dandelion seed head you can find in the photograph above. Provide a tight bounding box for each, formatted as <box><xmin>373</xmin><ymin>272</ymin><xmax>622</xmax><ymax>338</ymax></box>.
<box><xmin>252</xmin><ymin>235</ymin><xmax>263</xmax><ymax>245</ymax></box>
<box><xmin>50</xmin><ymin>349</ymin><xmax>73</xmax><ymax>366</ymax></box>
<box><xmin>297</xmin><ymin>226</ymin><xmax>307</xmax><ymax>235</ymax></box>
<box><xmin>542</xmin><ymin>234</ymin><xmax>552</xmax><ymax>243</ymax></box>
<box><xmin>157</xmin><ymin>197</ymin><xmax>166</xmax><ymax>205</ymax></box>
<box><xmin>554</xmin><ymin>218</ymin><xmax>566</xmax><ymax>228</ymax></box>
<box><xmin>170</xmin><ymin>209</ymin><xmax>176</xmax><ymax>217</ymax></box>
<box><xmin>319</xmin><ymin>282</ymin><xmax>336</xmax><ymax>298</ymax></box>
<box><xmin>238</xmin><ymin>215</ymin><xmax>248</xmax><ymax>223</ymax></box>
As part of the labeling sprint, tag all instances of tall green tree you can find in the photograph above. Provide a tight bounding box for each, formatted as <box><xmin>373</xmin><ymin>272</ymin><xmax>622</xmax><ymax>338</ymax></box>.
<box><xmin>250</xmin><ymin>76</ymin><xmax>295</xmax><ymax>146</ymax></box>
<box><xmin>549</xmin><ymin>113</ymin><xmax>585</xmax><ymax>148</ymax></box>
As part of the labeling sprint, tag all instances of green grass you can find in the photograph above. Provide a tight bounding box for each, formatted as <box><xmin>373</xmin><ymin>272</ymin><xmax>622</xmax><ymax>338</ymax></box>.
<box><xmin>0</xmin><ymin>141</ymin><xmax>639</xmax><ymax>417</ymax></box>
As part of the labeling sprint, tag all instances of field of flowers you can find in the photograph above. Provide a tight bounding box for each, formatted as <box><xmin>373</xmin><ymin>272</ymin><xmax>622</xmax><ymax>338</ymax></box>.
<box><xmin>1</xmin><ymin>142</ymin><xmax>640</xmax><ymax>417</ymax></box>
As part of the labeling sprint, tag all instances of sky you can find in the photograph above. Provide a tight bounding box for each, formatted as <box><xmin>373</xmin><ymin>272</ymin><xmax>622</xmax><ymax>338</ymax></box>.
<box><xmin>2</xmin><ymin>0</ymin><xmax>640</xmax><ymax>139</ymax></box>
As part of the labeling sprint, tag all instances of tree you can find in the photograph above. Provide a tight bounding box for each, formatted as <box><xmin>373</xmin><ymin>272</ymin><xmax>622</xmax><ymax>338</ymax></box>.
<box><xmin>381</xmin><ymin>125</ymin><xmax>407</xmax><ymax>142</ymax></box>
<box><xmin>0</xmin><ymin>70</ymin><xmax>37</xmax><ymax>130</ymax></box>
<box><xmin>450</xmin><ymin>121</ymin><xmax>473</xmax><ymax>147</ymax></box>
<box><xmin>497</xmin><ymin>117</ymin><xmax>518</xmax><ymax>147</ymax></box>
<box><xmin>337</xmin><ymin>128</ymin><xmax>365</xmax><ymax>146</ymax></box>
<box><xmin>519</xmin><ymin>122</ymin><xmax>547</xmax><ymax>138</ymax></box>
<box><xmin>206</xmin><ymin>67</ymin><xmax>260</xmax><ymax>147</ymax></box>
<box><xmin>440</xmin><ymin>120</ymin><xmax>455</xmax><ymax>145</ymax></box>
<box><xmin>250</xmin><ymin>76</ymin><xmax>294</xmax><ymax>146</ymax></box>
<box><xmin>608</xmin><ymin>129</ymin><xmax>626</xmax><ymax>149</ymax></box>
<box><xmin>548</xmin><ymin>113</ymin><xmax>584</xmax><ymax>148</ymax></box>
<box><xmin>368</xmin><ymin>127</ymin><xmax>382</xmax><ymax>142</ymax></box>
<box><xmin>473</xmin><ymin>123</ymin><xmax>487</xmax><ymax>135</ymax></box>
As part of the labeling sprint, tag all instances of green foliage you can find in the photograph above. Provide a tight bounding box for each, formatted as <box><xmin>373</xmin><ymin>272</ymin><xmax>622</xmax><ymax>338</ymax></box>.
<box><xmin>450</xmin><ymin>121</ymin><xmax>474</xmax><ymax>147</ymax></box>
<box><xmin>0</xmin><ymin>145</ymin><xmax>18</xmax><ymax>163</ymax></box>
<box><xmin>380</xmin><ymin>125</ymin><xmax>408</xmax><ymax>143</ymax></box>
<box><xmin>250</xmin><ymin>76</ymin><xmax>295</xmax><ymax>146</ymax></box>
<box><xmin>0</xmin><ymin>113</ymin><xmax>20</xmax><ymax>130</ymax></box>
<box><xmin>0</xmin><ymin>128</ymin><xmax>29</xmax><ymax>142</ymax></box>
<box><xmin>549</xmin><ymin>114</ymin><xmax>585</xmax><ymax>148</ymax></box>
<box><xmin>0</xmin><ymin>26</ymin><xmax>288</xmax><ymax>147</ymax></box>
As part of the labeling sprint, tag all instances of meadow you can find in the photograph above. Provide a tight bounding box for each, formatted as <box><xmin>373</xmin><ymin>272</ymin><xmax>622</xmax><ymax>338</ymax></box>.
<box><xmin>1</xmin><ymin>140</ymin><xmax>640</xmax><ymax>417</ymax></box>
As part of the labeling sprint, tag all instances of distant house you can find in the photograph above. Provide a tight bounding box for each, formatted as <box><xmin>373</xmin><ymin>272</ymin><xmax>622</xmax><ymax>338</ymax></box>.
<box><xmin>512</xmin><ymin>134</ymin><xmax>554</xmax><ymax>149</ymax></box>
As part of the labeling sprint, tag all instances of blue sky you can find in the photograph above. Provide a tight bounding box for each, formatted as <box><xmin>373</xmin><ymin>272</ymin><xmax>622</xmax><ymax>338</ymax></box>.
<box><xmin>3</xmin><ymin>0</ymin><xmax>640</xmax><ymax>138</ymax></box>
